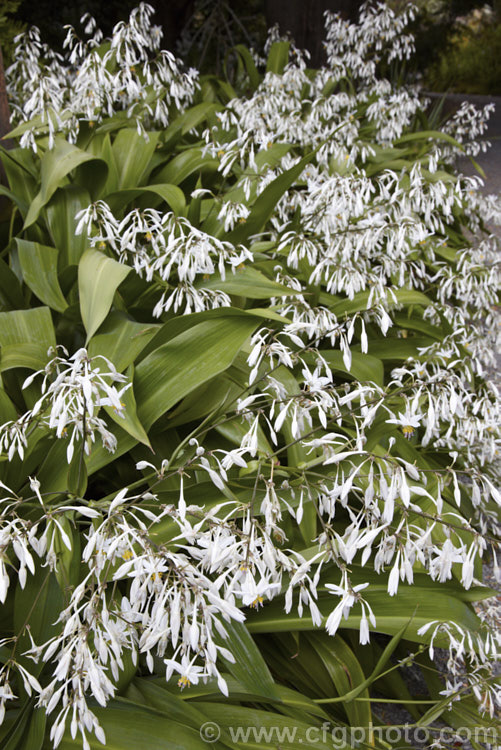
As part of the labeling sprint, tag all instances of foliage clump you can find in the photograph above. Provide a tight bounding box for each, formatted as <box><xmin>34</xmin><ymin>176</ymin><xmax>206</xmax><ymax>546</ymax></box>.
<box><xmin>0</xmin><ymin>3</ymin><xmax>499</xmax><ymax>748</ymax></box>
<box><xmin>425</xmin><ymin>3</ymin><xmax>501</xmax><ymax>94</ymax></box>
<box><xmin>0</xmin><ymin>0</ymin><xmax>26</xmax><ymax>67</ymax></box>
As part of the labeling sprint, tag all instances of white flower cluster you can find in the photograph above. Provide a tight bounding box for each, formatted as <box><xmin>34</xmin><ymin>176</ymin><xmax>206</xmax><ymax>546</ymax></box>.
<box><xmin>2</xmin><ymin>2</ymin><xmax>501</xmax><ymax>746</ymax></box>
<box><xmin>0</xmin><ymin>456</ymin><xmax>382</xmax><ymax>745</ymax></box>
<box><xmin>204</xmin><ymin>4</ymin><xmax>423</xmax><ymax>178</ymax></box>
<box><xmin>418</xmin><ymin>618</ymin><xmax>501</xmax><ymax>718</ymax></box>
<box><xmin>441</xmin><ymin>101</ymin><xmax>495</xmax><ymax>158</ymax></box>
<box><xmin>195</xmin><ymin>1</ymin><xmax>501</xmax><ymax>714</ymax></box>
<box><xmin>2</xmin><ymin>429</ymin><xmax>499</xmax><ymax>745</ymax></box>
<box><xmin>6</xmin><ymin>3</ymin><xmax>198</xmax><ymax>150</ymax></box>
<box><xmin>0</xmin><ymin>348</ymin><xmax>129</xmax><ymax>463</ymax></box>
<box><xmin>75</xmin><ymin>201</ymin><xmax>252</xmax><ymax>316</ymax></box>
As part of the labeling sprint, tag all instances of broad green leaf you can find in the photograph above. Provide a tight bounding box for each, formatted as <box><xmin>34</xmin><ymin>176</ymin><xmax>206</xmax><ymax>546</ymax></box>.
<box><xmin>88</xmin><ymin>312</ymin><xmax>159</xmax><ymax>372</ymax></box>
<box><xmin>14</xmin><ymin>568</ymin><xmax>64</xmax><ymax>676</ymax></box>
<box><xmin>179</xmin><ymin>102</ymin><xmax>223</xmax><ymax>133</ymax></box>
<box><xmin>0</xmin><ymin>257</ymin><xmax>26</xmax><ymax>310</ymax></box>
<box><xmin>442</xmin><ymin>696</ymin><xmax>499</xmax><ymax>735</ymax></box>
<box><xmin>17</xmin><ymin>240</ymin><xmax>68</xmax><ymax>312</ymax></box>
<box><xmin>243</xmin><ymin>307</ymin><xmax>291</xmax><ymax>324</ymax></box>
<box><xmin>0</xmin><ymin>388</ymin><xmax>17</xmax><ymax>423</ymax></box>
<box><xmin>211</xmin><ymin>77</ymin><xmax>237</xmax><ymax>102</ymax></box>
<box><xmin>154</xmin><ymin>148</ymin><xmax>219</xmax><ymax>186</ymax></box>
<box><xmin>78</xmin><ymin>249</ymin><xmax>131</xmax><ymax>342</ymax></box>
<box><xmin>213</xmin><ymin>620</ymin><xmax>281</xmax><ymax>701</ymax></box>
<box><xmin>105</xmin><ymin>365</ymin><xmax>151</xmax><ymax>448</ymax></box>
<box><xmin>0</xmin><ymin>147</ymin><xmax>38</xmax><ymax>215</ymax></box>
<box><xmin>3</xmin><ymin>109</ymin><xmax>60</xmax><ymax>140</ymax></box>
<box><xmin>215</xmin><ymin>414</ymin><xmax>273</xmax><ymax>456</ymax></box>
<box><xmin>305</xmin><ymin>633</ymin><xmax>371</xmax><ymax>726</ymax></box>
<box><xmin>1</xmin><ymin>700</ymin><xmax>35</xmax><ymax>750</ymax></box>
<box><xmin>162</xmin><ymin>102</ymin><xmax>223</xmax><ymax>148</ymax></box>
<box><xmin>199</xmin><ymin>265</ymin><xmax>295</xmax><ymax>298</ymax></box>
<box><xmin>246</xmin><ymin>585</ymin><xmax>481</xmax><ymax>644</ymax></box>
<box><xmin>92</xmin><ymin>131</ymin><xmax>120</xmax><ymax>194</ymax></box>
<box><xmin>232</xmin><ymin>45</ymin><xmax>261</xmax><ymax>90</ymax></box>
<box><xmin>57</xmin><ymin>703</ymin><xmax>220</xmax><ymax>750</ymax></box>
<box><xmin>167</xmin><ymin>372</ymin><xmax>243</xmax><ymax>426</ymax></box>
<box><xmin>138</xmin><ymin>307</ymin><xmax>283</xmax><ymax>363</ymax></box>
<box><xmin>17</xmin><ymin>708</ymin><xmax>46</xmax><ymax>750</ymax></box>
<box><xmin>362</xmin><ymin>336</ymin><xmax>434</xmax><ymax>360</ymax></box>
<box><xmin>256</xmin><ymin>632</ymin><xmax>342</xmax><ymax>701</ymax></box>
<box><xmin>0</xmin><ymin>308</ymin><xmax>56</xmax><ymax>371</ymax></box>
<box><xmin>149</xmin><ymin>676</ymin><xmax>328</xmax><ymax>719</ymax></box>
<box><xmin>135</xmin><ymin>183</ymin><xmax>187</xmax><ymax>214</ymax></box>
<box><xmin>135</xmin><ymin>315</ymin><xmax>258</xmax><ymax>429</ymax></box>
<box><xmin>46</xmin><ymin>185</ymin><xmax>92</xmax><ymax>267</ymax></box>
<box><xmin>0</xmin><ymin>183</ymin><xmax>29</xmax><ymax>215</ymax></box>
<box><xmin>111</xmin><ymin>128</ymin><xmax>160</xmax><ymax>189</ymax></box>
<box><xmin>266</xmin><ymin>41</ymin><xmax>290</xmax><ymax>74</ymax></box>
<box><xmin>393</xmin><ymin>313</ymin><xmax>446</xmax><ymax>340</ymax></box>
<box><xmin>0</xmin><ymin>344</ymin><xmax>53</xmax><ymax>372</ymax></box>
<box><xmin>227</xmin><ymin>150</ymin><xmax>317</xmax><ymax>244</ymax></box>
<box><xmin>48</xmin><ymin>513</ymin><xmax>81</xmax><ymax>592</ymax></box>
<box><xmin>190</xmin><ymin>703</ymin><xmax>339</xmax><ymax>750</ymax></box>
<box><xmin>123</xmin><ymin>681</ymin><xmax>333</xmax><ymax>750</ymax></box>
<box><xmin>394</xmin><ymin>129</ymin><xmax>464</xmax><ymax>149</ymax></box>
<box><xmin>34</xmin><ymin>425</ymin><xmax>135</xmax><ymax>494</ymax></box>
<box><xmin>106</xmin><ymin>183</ymin><xmax>186</xmax><ymax>215</ymax></box>
<box><xmin>67</xmin><ymin>453</ymin><xmax>88</xmax><ymax>497</ymax></box>
<box><xmin>326</xmin><ymin>562</ymin><xmax>489</xmax><ymax>604</ymax></box>
<box><xmin>23</xmin><ymin>138</ymin><xmax>107</xmax><ymax>229</ymax></box>
<box><xmin>326</xmin><ymin>287</ymin><xmax>432</xmax><ymax>317</ymax></box>
<box><xmin>392</xmin><ymin>288</ymin><xmax>433</xmax><ymax>307</ymax></box>
<box><xmin>129</xmin><ymin>679</ymin><xmax>209</xmax><ymax>728</ymax></box>
<box><xmin>331</xmin><ymin>621</ymin><xmax>410</xmax><ymax>703</ymax></box>
<box><xmin>253</xmin><ymin>142</ymin><xmax>293</xmax><ymax>171</ymax></box>
<box><xmin>319</xmin><ymin>350</ymin><xmax>384</xmax><ymax>386</ymax></box>
<box><xmin>0</xmin><ymin>145</ymin><xmax>38</xmax><ymax>179</ymax></box>
<box><xmin>125</xmin><ymin>680</ymin><xmax>247</xmax><ymax>750</ymax></box>
<box><xmin>128</xmin><ymin>678</ymin><xmax>263</xmax><ymax>750</ymax></box>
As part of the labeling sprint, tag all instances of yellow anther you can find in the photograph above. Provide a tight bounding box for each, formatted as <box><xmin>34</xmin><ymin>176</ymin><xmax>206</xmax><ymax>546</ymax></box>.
<box><xmin>250</xmin><ymin>596</ymin><xmax>264</xmax><ymax>609</ymax></box>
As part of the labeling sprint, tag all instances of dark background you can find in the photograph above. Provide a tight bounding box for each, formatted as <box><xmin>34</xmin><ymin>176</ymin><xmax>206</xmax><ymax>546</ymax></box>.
<box><xmin>3</xmin><ymin>0</ymin><xmax>495</xmax><ymax>69</ymax></box>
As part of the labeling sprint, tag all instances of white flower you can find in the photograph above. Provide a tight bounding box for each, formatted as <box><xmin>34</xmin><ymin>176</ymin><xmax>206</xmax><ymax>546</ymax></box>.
<box><xmin>0</xmin><ymin>348</ymin><xmax>129</xmax><ymax>464</ymax></box>
<box><xmin>386</xmin><ymin>410</ymin><xmax>422</xmax><ymax>439</ymax></box>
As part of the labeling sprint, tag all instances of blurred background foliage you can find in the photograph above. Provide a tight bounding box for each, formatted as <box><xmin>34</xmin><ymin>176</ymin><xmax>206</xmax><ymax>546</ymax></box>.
<box><xmin>1</xmin><ymin>0</ymin><xmax>500</xmax><ymax>93</ymax></box>
<box><xmin>415</xmin><ymin>1</ymin><xmax>501</xmax><ymax>94</ymax></box>
<box><xmin>0</xmin><ymin>0</ymin><xmax>25</xmax><ymax>64</ymax></box>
